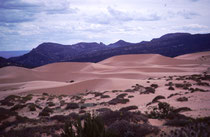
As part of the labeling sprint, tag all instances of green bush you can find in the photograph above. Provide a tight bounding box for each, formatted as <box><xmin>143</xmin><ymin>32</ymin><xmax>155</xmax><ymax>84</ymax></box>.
<box><xmin>61</xmin><ymin>114</ymin><xmax>106</xmax><ymax>137</ymax></box>
<box><xmin>146</xmin><ymin>102</ymin><xmax>174</xmax><ymax>119</ymax></box>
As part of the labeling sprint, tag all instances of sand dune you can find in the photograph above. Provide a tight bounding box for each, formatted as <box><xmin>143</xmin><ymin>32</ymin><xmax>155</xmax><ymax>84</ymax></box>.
<box><xmin>175</xmin><ymin>51</ymin><xmax>210</xmax><ymax>60</ymax></box>
<box><xmin>0</xmin><ymin>81</ymin><xmax>69</xmax><ymax>98</ymax></box>
<box><xmin>27</xmin><ymin>78</ymin><xmax>143</xmax><ymax>95</ymax></box>
<box><xmin>0</xmin><ymin>52</ymin><xmax>209</xmax><ymax>97</ymax></box>
<box><xmin>1</xmin><ymin>51</ymin><xmax>210</xmax><ymax>135</ymax></box>
<box><xmin>34</xmin><ymin>62</ymin><xmax>92</xmax><ymax>72</ymax></box>
<box><xmin>0</xmin><ymin>66</ymin><xmax>41</xmax><ymax>83</ymax></box>
<box><xmin>99</xmin><ymin>54</ymin><xmax>197</xmax><ymax>66</ymax></box>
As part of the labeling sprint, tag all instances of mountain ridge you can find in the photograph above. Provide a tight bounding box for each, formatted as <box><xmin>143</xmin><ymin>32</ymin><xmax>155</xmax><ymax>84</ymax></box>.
<box><xmin>1</xmin><ymin>32</ymin><xmax>210</xmax><ymax>68</ymax></box>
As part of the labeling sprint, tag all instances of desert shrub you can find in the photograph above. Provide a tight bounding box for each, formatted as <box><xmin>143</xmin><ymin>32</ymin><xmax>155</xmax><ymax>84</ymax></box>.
<box><xmin>38</xmin><ymin>97</ymin><xmax>45</xmax><ymax>100</ymax></box>
<box><xmin>142</xmin><ymin>87</ymin><xmax>155</xmax><ymax>94</ymax></box>
<box><xmin>124</xmin><ymin>89</ymin><xmax>134</xmax><ymax>92</ymax></box>
<box><xmin>101</xmin><ymin>95</ymin><xmax>110</xmax><ymax>98</ymax></box>
<box><xmin>10</xmin><ymin>104</ymin><xmax>26</xmax><ymax>111</ymax></box>
<box><xmin>164</xmin><ymin>119</ymin><xmax>192</xmax><ymax>127</ymax></box>
<box><xmin>4</xmin><ymin>95</ymin><xmax>21</xmax><ymax>102</ymax></box>
<box><xmin>176</xmin><ymin>97</ymin><xmax>188</xmax><ymax>102</ymax></box>
<box><xmin>106</xmin><ymin>120</ymin><xmax>132</xmax><ymax>137</ymax></box>
<box><xmin>106</xmin><ymin>120</ymin><xmax>159</xmax><ymax>137</ymax></box>
<box><xmin>134</xmin><ymin>86</ymin><xmax>155</xmax><ymax>95</ymax></box>
<box><xmin>165</xmin><ymin>118</ymin><xmax>210</xmax><ymax>136</ymax></box>
<box><xmin>0</xmin><ymin>95</ymin><xmax>20</xmax><ymax>106</ymax></box>
<box><xmin>60</xmin><ymin>100</ymin><xmax>66</xmax><ymax>106</ymax></box>
<box><xmin>80</xmin><ymin>103</ymin><xmax>97</xmax><ymax>108</ymax></box>
<box><xmin>27</xmin><ymin>103</ymin><xmax>41</xmax><ymax>111</ymax></box>
<box><xmin>63</xmin><ymin>112</ymin><xmax>149</xmax><ymax>137</ymax></box>
<box><xmin>147</xmin><ymin>95</ymin><xmax>166</xmax><ymax>106</ymax></box>
<box><xmin>116</xmin><ymin>93</ymin><xmax>127</xmax><ymax>98</ymax></box>
<box><xmin>47</xmin><ymin>95</ymin><xmax>56</xmax><ymax>101</ymax></box>
<box><xmin>165</xmin><ymin>82</ymin><xmax>174</xmax><ymax>87</ymax></box>
<box><xmin>5</xmin><ymin>95</ymin><xmax>20</xmax><ymax>100</ymax></box>
<box><xmin>175</xmin><ymin>76</ymin><xmax>186</xmax><ymax>80</ymax></box>
<box><xmin>71</xmin><ymin>95</ymin><xmax>81</xmax><ymax>100</ymax></box>
<box><xmin>69</xmin><ymin>80</ymin><xmax>74</xmax><ymax>83</ymax></box>
<box><xmin>96</xmin><ymin>108</ymin><xmax>112</xmax><ymax>113</ymax></box>
<box><xmin>29</xmin><ymin>105</ymin><xmax>36</xmax><ymax>111</ymax></box>
<box><xmin>146</xmin><ymin>102</ymin><xmax>193</xmax><ymax>123</ymax></box>
<box><xmin>150</xmin><ymin>84</ymin><xmax>159</xmax><ymax>89</ymax></box>
<box><xmin>168</xmin><ymin>86</ymin><xmax>175</xmax><ymax>90</ymax></box>
<box><xmin>39</xmin><ymin>107</ymin><xmax>53</xmax><ymax>117</ymax></box>
<box><xmin>79</xmin><ymin>110</ymin><xmax>86</xmax><ymax>114</ymax></box>
<box><xmin>93</xmin><ymin>92</ymin><xmax>103</xmax><ymax>97</ymax></box>
<box><xmin>0</xmin><ymin>115</ymin><xmax>37</xmax><ymax>133</ymax></box>
<box><xmin>42</xmin><ymin>93</ymin><xmax>49</xmax><ymax>96</ymax></box>
<box><xmin>0</xmin><ymin>107</ymin><xmax>17</xmax><ymax>121</ymax></box>
<box><xmin>167</xmin><ymin>93</ymin><xmax>180</xmax><ymax>98</ymax></box>
<box><xmin>112</xmin><ymin>90</ymin><xmax>121</xmax><ymax>93</ymax></box>
<box><xmin>61</xmin><ymin>114</ymin><xmax>106</xmax><ymax>137</ymax></box>
<box><xmin>20</xmin><ymin>94</ymin><xmax>33</xmax><ymax>103</ymax></box>
<box><xmin>100</xmin><ymin>111</ymin><xmax>148</xmax><ymax>126</ymax></box>
<box><xmin>58</xmin><ymin>95</ymin><xmax>68</xmax><ymax>100</ymax></box>
<box><xmin>145</xmin><ymin>102</ymin><xmax>174</xmax><ymax>119</ymax></box>
<box><xmin>201</xmin><ymin>74</ymin><xmax>210</xmax><ymax>81</ymax></box>
<box><xmin>173</xmin><ymin>107</ymin><xmax>192</xmax><ymax>113</ymax></box>
<box><xmin>197</xmin><ymin>81</ymin><xmax>210</xmax><ymax>86</ymax></box>
<box><xmin>69</xmin><ymin>113</ymin><xmax>80</xmax><ymax>120</ymax></box>
<box><xmin>128</xmin><ymin>95</ymin><xmax>134</xmax><ymax>98</ymax></box>
<box><xmin>131</xmin><ymin>84</ymin><xmax>144</xmax><ymax>91</ymax></box>
<box><xmin>51</xmin><ymin>115</ymin><xmax>69</xmax><ymax>123</ymax></box>
<box><xmin>39</xmin><ymin>111</ymin><xmax>49</xmax><ymax>117</ymax></box>
<box><xmin>119</xmin><ymin>105</ymin><xmax>138</xmax><ymax>112</ymax></box>
<box><xmin>2</xmin><ymin>125</ymin><xmax>62</xmax><ymax>137</ymax></box>
<box><xmin>108</xmin><ymin>98</ymin><xmax>129</xmax><ymax>105</ymax></box>
<box><xmin>189</xmin><ymin>87</ymin><xmax>206</xmax><ymax>93</ymax></box>
<box><xmin>66</xmin><ymin>103</ymin><xmax>79</xmax><ymax>110</ymax></box>
<box><xmin>186</xmin><ymin>74</ymin><xmax>202</xmax><ymax>82</ymax></box>
<box><xmin>79</xmin><ymin>99</ymin><xmax>86</xmax><ymax>104</ymax></box>
<box><xmin>152</xmin><ymin>95</ymin><xmax>165</xmax><ymax>102</ymax></box>
<box><xmin>80</xmin><ymin>106</ymin><xmax>86</xmax><ymax>109</ymax></box>
<box><xmin>175</xmin><ymin>83</ymin><xmax>192</xmax><ymax>89</ymax></box>
<box><xmin>0</xmin><ymin>99</ymin><xmax>14</xmax><ymax>106</ymax></box>
<box><xmin>47</xmin><ymin>101</ymin><xmax>56</xmax><ymax>107</ymax></box>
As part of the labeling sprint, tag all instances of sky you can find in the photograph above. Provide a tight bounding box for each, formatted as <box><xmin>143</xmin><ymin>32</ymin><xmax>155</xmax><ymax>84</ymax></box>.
<box><xmin>0</xmin><ymin>0</ymin><xmax>210</xmax><ymax>51</ymax></box>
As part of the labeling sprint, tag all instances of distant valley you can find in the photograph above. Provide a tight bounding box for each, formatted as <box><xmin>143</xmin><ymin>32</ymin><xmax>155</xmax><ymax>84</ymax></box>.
<box><xmin>0</xmin><ymin>50</ymin><xmax>29</xmax><ymax>58</ymax></box>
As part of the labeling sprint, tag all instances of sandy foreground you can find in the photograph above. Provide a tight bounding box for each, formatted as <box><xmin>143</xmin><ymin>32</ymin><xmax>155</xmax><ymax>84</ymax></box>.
<box><xmin>0</xmin><ymin>51</ymin><xmax>210</xmax><ymax>136</ymax></box>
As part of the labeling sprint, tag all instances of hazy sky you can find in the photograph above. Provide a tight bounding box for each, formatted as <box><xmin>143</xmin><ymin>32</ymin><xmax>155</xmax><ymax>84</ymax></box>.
<box><xmin>0</xmin><ymin>0</ymin><xmax>210</xmax><ymax>51</ymax></box>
